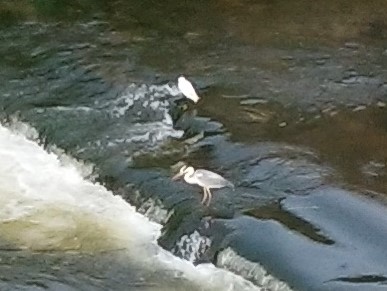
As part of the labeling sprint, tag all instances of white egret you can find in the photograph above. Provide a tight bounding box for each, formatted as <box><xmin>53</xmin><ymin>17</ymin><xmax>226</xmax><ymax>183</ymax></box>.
<box><xmin>172</xmin><ymin>165</ymin><xmax>234</xmax><ymax>206</ymax></box>
<box><xmin>177</xmin><ymin>76</ymin><xmax>200</xmax><ymax>103</ymax></box>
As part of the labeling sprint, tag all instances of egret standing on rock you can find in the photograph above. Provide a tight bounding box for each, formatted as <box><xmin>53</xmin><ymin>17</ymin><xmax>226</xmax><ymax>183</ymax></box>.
<box><xmin>178</xmin><ymin>76</ymin><xmax>200</xmax><ymax>103</ymax></box>
<box><xmin>172</xmin><ymin>165</ymin><xmax>234</xmax><ymax>206</ymax></box>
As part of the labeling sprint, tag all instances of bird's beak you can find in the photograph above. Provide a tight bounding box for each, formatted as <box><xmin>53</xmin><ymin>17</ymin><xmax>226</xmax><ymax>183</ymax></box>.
<box><xmin>172</xmin><ymin>172</ymin><xmax>183</xmax><ymax>181</ymax></box>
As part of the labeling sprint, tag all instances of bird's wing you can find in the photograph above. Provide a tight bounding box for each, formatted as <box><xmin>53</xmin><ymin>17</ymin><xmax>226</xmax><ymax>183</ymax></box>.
<box><xmin>195</xmin><ymin>169</ymin><xmax>233</xmax><ymax>188</ymax></box>
<box><xmin>179</xmin><ymin>79</ymin><xmax>199</xmax><ymax>98</ymax></box>
<box><xmin>195</xmin><ymin>169</ymin><xmax>222</xmax><ymax>179</ymax></box>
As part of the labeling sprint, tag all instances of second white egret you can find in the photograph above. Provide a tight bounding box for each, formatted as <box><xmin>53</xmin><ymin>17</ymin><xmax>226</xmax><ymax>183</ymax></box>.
<box><xmin>177</xmin><ymin>76</ymin><xmax>200</xmax><ymax>103</ymax></box>
<box><xmin>172</xmin><ymin>165</ymin><xmax>234</xmax><ymax>206</ymax></box>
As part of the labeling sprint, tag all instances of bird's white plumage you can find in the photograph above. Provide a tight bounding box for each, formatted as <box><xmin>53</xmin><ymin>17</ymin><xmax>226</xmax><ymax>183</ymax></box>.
<box><xmin>177</xmin><ymin>76</ymin><xmax>200</xmax><ymax>103</ymax></box>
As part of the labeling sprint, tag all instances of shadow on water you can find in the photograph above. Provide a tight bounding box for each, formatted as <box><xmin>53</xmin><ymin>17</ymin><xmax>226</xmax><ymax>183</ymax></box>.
<box><xmin>244</xmin><ymin>201</ymin><xmax>335</xmax><ymax>245</ymax></box>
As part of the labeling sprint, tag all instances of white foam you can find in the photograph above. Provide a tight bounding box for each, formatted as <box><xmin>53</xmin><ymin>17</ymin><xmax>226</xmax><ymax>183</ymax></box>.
<box><xmin>107</xmin><ymin>83</ymin><xmax>181</xmax><ymax>118</ymax></box>
<box><xmin>137</xmin><ymin>197</ymin><xmax>173</xmax><ymax>224</ymax></box>
<box><xmin>51</xmin><ymin>106</ymin><xmax>94</xmax><ymax>112</ymax></box>
<box><xmin>122</xmin><ymin>121</ymin><xmax>183</xmax><ymax>145</ymax></box>
<box><xmin>218</xmin><ymin>248</ymin><xmax>293</xmax><ymax>291</ymax></box>
<box><xmin>150</xmin><ymin>100</ymin><xmax>160</xmax><ymax>110</ymax></box>
<box><xmin>46</xmin><ymin>144</ymin><xmax>96</xmax><ymax>180</ymax></box>
<box><xmin>0</xmin><ymin>124</ymin><xmax>159</xmax><ymax>251</ymax></box>
<box><xmin>0</xmin><ymin>123</ymin><xmax>260</xmax><ymax>291</ymax></box>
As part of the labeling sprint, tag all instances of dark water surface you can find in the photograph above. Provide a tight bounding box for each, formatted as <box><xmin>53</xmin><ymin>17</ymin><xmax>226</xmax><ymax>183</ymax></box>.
<box><xmin>1</xmin><ymin>1</ymin><xmax>387</xmax><ymax>290</ymax></box>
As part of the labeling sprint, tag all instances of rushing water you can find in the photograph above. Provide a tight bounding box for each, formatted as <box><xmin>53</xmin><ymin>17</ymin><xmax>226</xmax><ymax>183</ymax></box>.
<box><xmin>0</xmin><ymin>123</ymin><xmax>260</xmax><ymax>291</ymax></box>
<box><xmin>1</xmin><ymin>1</ymin><xmax>387</xmax><ymax>290</ymax></box>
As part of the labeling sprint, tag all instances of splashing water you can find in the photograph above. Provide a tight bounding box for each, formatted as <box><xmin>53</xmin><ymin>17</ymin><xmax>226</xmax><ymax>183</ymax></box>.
<box><xmin>0</xmin><ymin>122</ymin><xmax>260</xmax><ymax>291</ymax></box>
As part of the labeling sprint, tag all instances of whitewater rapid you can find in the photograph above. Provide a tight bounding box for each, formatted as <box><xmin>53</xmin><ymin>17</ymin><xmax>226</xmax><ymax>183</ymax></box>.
<box><xmin>0</xmin><ymin>121</ymin><xmax>260</xmax><ymax>291</ymax></box>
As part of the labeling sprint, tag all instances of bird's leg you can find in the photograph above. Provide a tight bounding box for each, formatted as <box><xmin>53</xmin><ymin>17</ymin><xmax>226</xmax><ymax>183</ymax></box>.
<box><xmin>206</xmin><ymin>188</ymin><xmax>212</xmax><ymax>206</ymax></box>
<box><xmin>201</xmin><ymin>187</ymin><xmax>208</xmax><ymax>205</ymax></box>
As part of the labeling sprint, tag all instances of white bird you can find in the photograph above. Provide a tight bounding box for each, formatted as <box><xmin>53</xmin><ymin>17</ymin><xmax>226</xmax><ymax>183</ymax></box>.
<box><xmin>177</xmin><ymin>76</ymin><xmax>200</xmax><ymax>103</ymax></box>
<box><xmin>172</xmin><ymin>165</ymin><xmax>234</xmax><ymax>206</ymax></box>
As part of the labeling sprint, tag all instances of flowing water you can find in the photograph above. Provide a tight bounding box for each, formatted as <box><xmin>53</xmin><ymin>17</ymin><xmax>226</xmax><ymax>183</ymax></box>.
<box><xmin>1</xmin><ymin>1</ymin><xmax>387</xmax><ymax>290</ymax></box>
<box><xmin>0</xmin><ymin>123</ymin><xmax>260</xmax><ymax>291</ymax></box>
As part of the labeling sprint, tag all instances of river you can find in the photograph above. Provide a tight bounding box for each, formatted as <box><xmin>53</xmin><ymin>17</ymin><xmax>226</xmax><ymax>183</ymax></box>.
<box><xmin>1</xmin><ymin>1</ymin><xmax>387</xmax><ymax>290</ymax></box>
